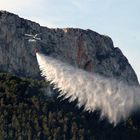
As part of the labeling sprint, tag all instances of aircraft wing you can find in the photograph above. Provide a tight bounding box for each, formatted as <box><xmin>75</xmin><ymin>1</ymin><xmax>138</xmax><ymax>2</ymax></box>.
<box><xmin>25</xmin><ymin>34</ymin><xmax>34</xmax><ymax>37</ymax></box>
<box><xmin>35</xmin><ymin>33</ymin><xmax>42</xmax><ymax>38</ymax></box>
<box><xmin>35</xmin><ymin>37</ymin><xmax>41</xmax><ymax>41</ymax></box>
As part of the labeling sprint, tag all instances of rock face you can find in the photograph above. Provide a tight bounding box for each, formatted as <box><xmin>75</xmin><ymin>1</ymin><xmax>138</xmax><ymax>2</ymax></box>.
<box><xmin>0</xmin><ymin>11</ymin><xmax>139</xmax><ymax>85</ymax></box>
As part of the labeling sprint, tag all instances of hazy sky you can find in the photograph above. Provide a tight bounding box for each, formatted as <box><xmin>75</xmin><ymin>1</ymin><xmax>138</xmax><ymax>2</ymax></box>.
<box><xmin>0</xmin><ymin>0</ymin><xmax>140</xmax><ymax>82</ymax></box>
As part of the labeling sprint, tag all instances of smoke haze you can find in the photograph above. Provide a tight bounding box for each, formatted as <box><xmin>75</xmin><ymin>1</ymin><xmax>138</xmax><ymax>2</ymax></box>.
<box><xmin>36</xmin><ymin>53</ymin><xmax>140</xmax><ymax>124</ymax></box>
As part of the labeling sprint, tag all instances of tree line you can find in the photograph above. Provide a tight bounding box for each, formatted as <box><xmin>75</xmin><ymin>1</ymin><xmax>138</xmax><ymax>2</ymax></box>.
<box><xmin>0</xmin><ymin>72</ymin><xmax>140</xmax><ymax>140</ymax></box>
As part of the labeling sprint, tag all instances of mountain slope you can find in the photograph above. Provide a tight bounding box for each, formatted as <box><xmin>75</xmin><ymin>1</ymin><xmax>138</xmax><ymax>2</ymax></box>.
<box><xmin>0</xmin><ymin>11</ymin><xmax>139</xmax><ymax>85</ymax></box>
<box><xmin>0</xmin><ymin>72</ymin><xmax>140</xmax><ymax>140</ymax></box>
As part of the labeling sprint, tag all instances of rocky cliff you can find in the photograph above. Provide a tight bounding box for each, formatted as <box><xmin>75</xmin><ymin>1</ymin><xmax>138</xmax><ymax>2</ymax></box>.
<box><xmin>0</xmin><ymin>11</ymin><xmax>139</xmax><ymax>85</ymax></box>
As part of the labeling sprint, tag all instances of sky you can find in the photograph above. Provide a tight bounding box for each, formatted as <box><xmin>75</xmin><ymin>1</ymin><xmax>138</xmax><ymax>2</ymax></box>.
<box><xmin>0</xmin><ymin>0</ymin><xmax>140</xmax><ymax>82</ymax></box>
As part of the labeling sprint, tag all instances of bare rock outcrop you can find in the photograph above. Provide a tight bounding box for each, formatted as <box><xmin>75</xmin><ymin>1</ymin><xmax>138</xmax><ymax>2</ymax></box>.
<box><xmin>0</xmin><ymin>11</ymin><xmax>139</xmax><ymax>85</ymax></box>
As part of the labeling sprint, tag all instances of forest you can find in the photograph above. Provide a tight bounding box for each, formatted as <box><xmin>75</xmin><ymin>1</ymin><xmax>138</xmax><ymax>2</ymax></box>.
<box><xmin>0</xmin><ymin>72</ymin><xmax>140</xmax><ymax>140</ymax></box>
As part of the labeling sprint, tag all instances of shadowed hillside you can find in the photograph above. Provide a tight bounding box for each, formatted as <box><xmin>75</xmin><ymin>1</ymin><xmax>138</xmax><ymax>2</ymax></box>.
<box><xmin>0</xmin><ymin>72</ymin><xmax>140</xmax><ymax>140</ymax></box>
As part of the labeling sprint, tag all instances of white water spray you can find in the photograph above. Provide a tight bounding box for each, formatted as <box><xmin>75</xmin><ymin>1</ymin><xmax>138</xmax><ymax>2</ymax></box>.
<box><xmin>36</xmin><ymin>52</ymin><xmax>140</xmax><ymax>124</ymax></box>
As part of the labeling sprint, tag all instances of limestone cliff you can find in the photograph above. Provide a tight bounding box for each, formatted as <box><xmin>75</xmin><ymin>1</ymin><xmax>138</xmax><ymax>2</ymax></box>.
<box><xmin>0</xmin><ymin>11</ymin><xmax>139</xmax><ymax>85</ymax></box>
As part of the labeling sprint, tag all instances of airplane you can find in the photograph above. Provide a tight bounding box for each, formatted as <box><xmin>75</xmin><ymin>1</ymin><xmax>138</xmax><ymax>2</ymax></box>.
<box><xmin>24</xmin><ymin>33</ymin><xmax>42</xmax><ymax>53</ymax></box>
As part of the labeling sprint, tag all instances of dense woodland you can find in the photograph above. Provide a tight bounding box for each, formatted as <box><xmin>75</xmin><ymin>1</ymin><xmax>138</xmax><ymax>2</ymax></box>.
<box><xmin>0</xmin><ymin>72</ymin><xmax>140</xmax><ymax>140</ymax></box>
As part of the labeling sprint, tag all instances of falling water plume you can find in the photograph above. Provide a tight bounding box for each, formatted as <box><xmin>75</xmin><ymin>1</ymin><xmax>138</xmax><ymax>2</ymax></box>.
<box><xmin>36</xmin><ymin>52</ymin><xmax>140</xmax><ymax>124</ymax></box>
